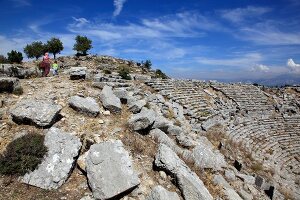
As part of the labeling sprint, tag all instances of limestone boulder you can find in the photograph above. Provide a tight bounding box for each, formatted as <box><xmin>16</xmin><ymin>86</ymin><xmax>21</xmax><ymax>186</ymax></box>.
<box><xmin>192</xmin><ymin>137</ymin><xmax>226</xmax><ymax>170</ymax></box>
<box><xmin>154</xmin><ymin>144</ymin><xmax>213</xmax><ymax>200</ymax></box>
<box><xmin>0</xmin><ymin>77</ymin><xmax>22</xmax><ymax>94</ymax></box>
<box><xmin>128</xmin><ymin>107</ymin><xmax>155</xmax><ymax>131</ymax></box>
<box><xmin>86</xmin><ymin>140</ymin><xmax>140</xmax><ymax>199</ymax></box>
<box><xmin>69</xmin><ymin>96</ymin><xmax>100</xmax><ymax>117</ymax></box>
<box><xmin>70</xmin><ymin>67</ymin><xmax>87</xmax><ymax>80</ymax></box>
<box><xmin>113</xmin><ymin>88</ymin><xmax>129</xmax><ymax>104</ymax></box>
<box><xmin>146</xmin><ymin>185</ymin><xmax>180</xmax><ymax>200</ymax></box>
<box><xmin>128</xmin><ymin>99</ymin><xmax>147</xmax><ymax>114</ymax></box>
<box><xmin>100</xmin><ymin>85</ymin><xmax>122</xmax><ymax>113</ymax></box>
<box><xmin>10</xmin><ymin>99</ymin><xmax>62</xmax><ymax>127</ymax></box>
<box><xmin>22</xmin><ymin>127</ymin><xmax>82</xmax><ymax>189</ymax></box>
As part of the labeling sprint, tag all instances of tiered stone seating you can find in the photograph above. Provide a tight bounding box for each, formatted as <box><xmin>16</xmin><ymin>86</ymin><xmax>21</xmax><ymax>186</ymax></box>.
<box><xmin>210</xmin><ymin>83</ymin><xmax>274</xmax><ymax>115</ymax></box>
<box><xmin>227</xmin><ymin>115</ymin><xmax>300</xmax><ymax>174</ymax></box>
<box><xmin>146</xmin><ymin>79</ymin><xmax>213</xmax><ymax>121</ymax></box>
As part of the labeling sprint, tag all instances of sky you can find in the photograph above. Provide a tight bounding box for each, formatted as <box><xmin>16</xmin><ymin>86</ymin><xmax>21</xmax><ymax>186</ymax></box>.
<box><xmin>0</xmin><ymin>0</ymin><xmax>300</xmax><ymax>81</ymax></box>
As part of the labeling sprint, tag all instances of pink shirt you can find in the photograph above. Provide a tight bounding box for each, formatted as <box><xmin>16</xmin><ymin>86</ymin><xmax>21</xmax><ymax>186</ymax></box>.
<box><xmin>43</xmin><ymin>55</ymin><xmax>50</xmax><ymax>63</ymax></box>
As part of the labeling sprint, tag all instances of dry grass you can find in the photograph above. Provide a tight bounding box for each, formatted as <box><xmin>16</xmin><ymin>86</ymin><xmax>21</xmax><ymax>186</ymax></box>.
<box><xmin>165</xmin><ymin>108</ymin><xmax>175</xmax><ymax>120</ymax></box>
<box><xmin>120</xmin><ymin>128</ymin><xmax>157</xmax><ymax>158</ymax></box>
<box><xmin>278</xmin><ymin>187</ymin><xmax>294</xmax><ymax>200</ymax></box>
<box><xmin>250</xmin><ymin>162</ymin><xmax>263</xmax><ymax>173</ymax></box>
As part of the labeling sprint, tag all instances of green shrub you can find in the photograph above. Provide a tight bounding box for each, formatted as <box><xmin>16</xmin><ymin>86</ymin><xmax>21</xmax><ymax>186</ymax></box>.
<box><xmin>118</xmin><ymin>66</ymin><xmax>131</xmax><ymax>80</ymax></box>
<box><xmin>155</xmin><ymin>69</ymin><xmax>168</xmax><ymax>79</ymax></box>
<box><xmin>103</xmin><ymin>69</ymin><xmax>112</xmax><ymax>74</ymax></box>
<box><xmin>0</xmin><ymin>134</ymin><xmax>48</xmax><ymax>175</ymax></box>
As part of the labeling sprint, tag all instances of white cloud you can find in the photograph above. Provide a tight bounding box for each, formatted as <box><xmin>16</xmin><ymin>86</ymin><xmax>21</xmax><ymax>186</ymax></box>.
<box><xmin>237</xmin><ymin>26</ymin><xmax>300</xmax><ymax>45</ymax></box>
<box><xmin>113</xmin><ymin>0</ymin><xmax>127</xmax><ymax>17</ymax></box>
<box><xmin>220</xmin><ymin>6</ymin><xmax>271</xmax><ymax>23</ymax></box>
<box><xmin>71</xmin><ymin>17</ymin><xmax>89</xmax><ymax>28</ymax></box>
<box><xmin>287</xmin><ymin>58</ymin><xmax>300</xmax><ymax>73</ymax></box>
<box><xmin>251</xmin><ymin>64</ymin><xmax>270</xmax><ymax>72</ymax></box>
<box><xmin>196</xmin><ymin>53</ymin><xmax>263</xmax><ymax>67</ymax></box>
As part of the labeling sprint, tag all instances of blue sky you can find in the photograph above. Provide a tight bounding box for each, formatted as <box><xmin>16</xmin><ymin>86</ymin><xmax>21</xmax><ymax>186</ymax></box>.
<box><xmin>1</xmin><ymin>0</ymin><xmax>300</xmax><ymax>81</ymax></box>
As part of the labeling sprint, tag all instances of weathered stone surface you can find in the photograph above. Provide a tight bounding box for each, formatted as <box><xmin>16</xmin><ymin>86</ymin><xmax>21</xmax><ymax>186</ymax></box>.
<box><xmin>0</xmin><ymin>64</ymin><xmax>38</xmax><ymax>78</ymax></box>
<box><xmin>77</xmin><ymin>151</ymin><xmax>88</xmax><ymax>172</ymax></box>
<box><xmin>146</xmin><ymin>185</ymin><xmax>180</xmax><ymax>200</ymax></box>
<box><xmin>86</xmin><ymin>140</ymin><xmax>140</xmax><ymax>199</ymax></box>
<box><xmin>10</xmin><ymin>99</ymin><xmax>62</xmax><ymax>127</ymax></box>
<box><xmin>176</xmin><ymin>133</ymin><xmax>196</xmax><ymax>148</ymax></box>
<box><xmin>213</xmin><ymin>174</ymin><xmax>242</xmax><ymax>200</ymax></box>
<box><xmin>128</xmin><ymin>107</ymin><xmax>156</xmax><ymax>131</ymax></box>
<box><xmin>69</xmin><ymin>96</ymin><xmax>100</xmax><ymax>117</ymax></box>
<box><xmin>154</xmin><ymin>144</ymin><xmax>213</xmax><ymax>200</ymax></box>
<box><xmin>70</xmin><ymin>67</ymin><xmax>87</xmax><ymax>80</ymax></box>
<box><xmin>225</xmin><ymin>170</ymin><xmax>236</xmax><ymax>182</ymax></box>
<box><xmin>166</xmin><ymin>125</ymin><xmax>183</xmax><ymax>136</ymax></box>
<box><xmin>150</xmin><ymin>128</ymin><xmax>183</xmax><ymax>155</ymax></box>
<box><xmin>236</xmin><ymin>173</ymin><xmax>255</xmax><ymax>185</ymax></box>
<box><xmin>100</xmin><ymin>85</ymin><xmax>122</xmax><ymax>113</ymax></box>
<box><xmin>22</xmin><ymin>127</ymin><xmax>82</xmax><ymax>189</ymax></box>
<box><xmin>92</xmin><ymin>82</ymin><xmax>115</xmax><ymax>89</ymax></box>
<box><xmin>152</xmin><ymin>115</ymin><xmax>172</xmax><ymax>131</ymax></box>
<box><xmin>0</xmin><ymin>77</ymin><xmax>22</xmax><ymax>93</ymax></box>
<box><xmin>128</xmin><ymin>99</ymin><xmax>146</xmax><ymax>114</ymax></box>
<box><xmin>114</xmin><ymin>88</ymin><xmax>129</xmax><ymax>104</ymax></box>
<box><xmin>192</xmin><ymin>137</ymin><xmax>226</xmax><ymax>170</ymax></box>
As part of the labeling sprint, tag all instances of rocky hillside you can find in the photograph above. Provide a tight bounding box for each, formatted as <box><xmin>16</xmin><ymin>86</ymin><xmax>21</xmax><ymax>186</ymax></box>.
<box><xmin>0</xmin><ymin>55</ymin><xmax>299</xmax><ymax>200</ymax></box>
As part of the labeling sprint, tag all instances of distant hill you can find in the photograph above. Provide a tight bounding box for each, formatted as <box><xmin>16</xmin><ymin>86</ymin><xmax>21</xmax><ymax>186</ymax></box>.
<box><xmin>215</xmin><ymin>73</ymin><xmax>300</xmax><ymax>87</ymax></box>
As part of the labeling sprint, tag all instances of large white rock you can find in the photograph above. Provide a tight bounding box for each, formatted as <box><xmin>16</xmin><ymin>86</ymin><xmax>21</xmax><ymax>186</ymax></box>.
<box><xmin>86</xmin><ymin>140</ymin><xmax>140</xmax><ymax>199</ymax></box>
<box><xmin>192</xmin><ymin>137</ymin><xmax>227</xmax><ymax>170</ymax></box>
<box><xmin>10</xmin><ymin>99</ymin><xmax>62</xmax><ymax>127</ymax></box>
<box><xmin>22</xmin><ymin>127</ymin><xmax>82</xmax><ymax>189</ymax></box>
<box><xmin>155</xmin><ymin>144</ymin><xmax>213</xmax><ymax>200</ymax></box>
<box><xmin>128</xmin><ymin>107</ymin><xmax>156</xmax><ymax>131</ymax></box>
<box><xmin>100</xmin><ymin>85</ymin><xmax>122</xmax><ymax>113</ymax></box>
<box><xmin>69</xmin><ymin>96</ymin><xmax>100</xmax><ymax>117</ymax></box>
<box><xmin>146</xmin><ymin>185</ymin><xmax>180</xmax><ymax>200</ymax></box>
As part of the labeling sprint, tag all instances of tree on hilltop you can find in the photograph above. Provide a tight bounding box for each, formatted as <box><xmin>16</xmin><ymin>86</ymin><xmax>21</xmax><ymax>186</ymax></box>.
<box><xmin>46</xmin><ymin>37</ymin><xmax>63</xmax><ymax>59</ymax></box>
<box><xmin>142</xmin><ymin>60</ymin><xmax>152</xmax><ymax>70</ymax></box>
<box><xmin>73</xmin><ymin>35</ymin><xmax>92</xmax><ymax>56</ymax></box>
<box><xmin>7</xmin><ymin>50</ymin><xmax>23</xmax><ymax>64</ymax></box>
<box><xmin>24</xmin><ymin>41</ymin><xmax>46</xmax><ymax>60</ymax></box>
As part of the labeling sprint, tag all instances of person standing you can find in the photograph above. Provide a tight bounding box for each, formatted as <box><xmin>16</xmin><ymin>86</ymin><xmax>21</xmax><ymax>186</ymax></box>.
<box><xmin>42</xmin><ymin>52</ymin><xmax>50</xmax><ymax>77</ymax></box>
<box><xmin>52</xmin><ymin>60</ymin><xmax>59</xmax><ymax>76</ymax></box>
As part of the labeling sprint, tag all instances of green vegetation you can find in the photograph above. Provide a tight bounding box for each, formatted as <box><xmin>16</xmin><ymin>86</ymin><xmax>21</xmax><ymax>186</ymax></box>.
<box><xmin>24</xmin><ymin>41</ymin><xmax>46</xmax><ymax>60</ymax></box>
<box><xmin>142</xmin><ymin>60</ymin><xmax>152</xmax><ymax>70</ymax></box>
<box><xmin>0</xmin><ymin>134</ymin><xmax>47</xmax><ymax>175</ymax></box>
<box><xmin>46</xmin><ymin>37</ymin><xmax>64</xmax><ymax>59</ymax></box>
<box><xmin>155</xmin><ymin>69</ymin><xmax>168</xmax><ymax>79</ymax></box>
<box><xmin>73</xmin><ymin>35</ymin><xmax>92</xmax><ymax>56</ymax></box>
<box><xmin>7</xmin><ymin>50</ymin><xmax>23</xmax><ymax>64</ymax></box>
<box><xmin>103</xmin><ymin>69</ymin><xmax>112</xmax><ymax>74</ymax></box>
<box><xmin>118</xmin><ymin>65</ymin><xmax>131</xmax><ymax>80</ymax></box>
<box><xmin>0</xmin><ymin>55</ymin><xmax>8</xmax><ymax>63</ymax></box>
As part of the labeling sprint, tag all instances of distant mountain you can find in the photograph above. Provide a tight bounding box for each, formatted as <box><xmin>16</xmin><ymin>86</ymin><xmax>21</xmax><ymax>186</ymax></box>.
<box><xmin>253</xmin><ymin>74</ymin><xmax>300</xmax><ymax>87</ymax></box>
<box><xmin>214</xmin><ymin>73</ymin><xmax>300</xmax><ymax>87</ymax></box>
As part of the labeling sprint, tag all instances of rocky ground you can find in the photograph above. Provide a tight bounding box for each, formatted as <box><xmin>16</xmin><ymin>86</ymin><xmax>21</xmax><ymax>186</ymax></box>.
<box><xmin>0</xmin><ymin>56</ymin><xmax>299</xmax><ymax>200</ymax></box>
